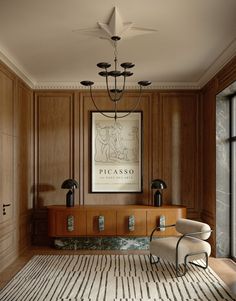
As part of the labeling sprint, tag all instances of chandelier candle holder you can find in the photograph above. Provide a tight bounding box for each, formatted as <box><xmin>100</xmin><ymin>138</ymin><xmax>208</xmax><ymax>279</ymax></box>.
<box><xmin>81</xmin><ymin>35</ymin><xmax>151</xmax><ymax>120</ymax></box>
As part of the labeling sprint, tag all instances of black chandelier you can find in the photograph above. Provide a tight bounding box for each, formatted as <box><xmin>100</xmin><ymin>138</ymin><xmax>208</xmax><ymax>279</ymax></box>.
<box><xmin>80</xmin><ymin>35</ymin><xmax>151</xmax><ymax>120</ymax></box>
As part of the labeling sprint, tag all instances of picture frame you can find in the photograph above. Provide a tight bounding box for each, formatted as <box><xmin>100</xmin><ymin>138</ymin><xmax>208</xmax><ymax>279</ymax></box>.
<box><xmin>91</xmin><ymin>111</ymin><xmax>142</xmax><ymax>193</ymax></box>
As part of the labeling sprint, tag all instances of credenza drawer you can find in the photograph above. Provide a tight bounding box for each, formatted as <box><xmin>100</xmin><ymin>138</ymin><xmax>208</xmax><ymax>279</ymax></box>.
<box><xmin>86</xmin><ymin>210</ymin><xmax>116</xmax><ymax>236</ymax></box>
<box><xmin>117</xmin><ymin>210</ymin><xmax>146</xmax><ymax>236</ymax></box>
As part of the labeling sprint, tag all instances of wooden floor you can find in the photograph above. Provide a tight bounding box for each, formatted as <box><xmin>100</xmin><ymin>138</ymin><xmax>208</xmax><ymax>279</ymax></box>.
<box><xmin>0</xmin><ymin>247</ymin><xmax>236</xmax><ymax>296</ymax></box>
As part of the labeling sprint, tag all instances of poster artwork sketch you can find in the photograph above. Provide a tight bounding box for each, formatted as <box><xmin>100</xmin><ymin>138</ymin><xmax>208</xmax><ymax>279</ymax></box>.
<box><xmin>94</xmin><ymin>121</ymin><xmax>139</xmax><ymax>164</ymax></box>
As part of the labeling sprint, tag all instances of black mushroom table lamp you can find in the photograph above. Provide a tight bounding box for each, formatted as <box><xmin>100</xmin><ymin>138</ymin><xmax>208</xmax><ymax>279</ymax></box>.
<box><xmin>151</xmin><ymin>179</ymin><xmax>167</xmax><ymax>207</ymax></box>
<box><xmin>61</xmin><ymin>179</ymin><xmax>79</xmax><ymax>207</ymax></box>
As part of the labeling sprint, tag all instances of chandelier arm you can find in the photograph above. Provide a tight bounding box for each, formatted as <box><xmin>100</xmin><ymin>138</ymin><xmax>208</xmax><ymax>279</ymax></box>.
<box><xmin>115</xmin><ymin>86</ymin><xmax>143</xmax><ymax>119</ymax></box>
<box><xmin>89</xmin><ymin>86</ymin><xmax>117</xmax><ymax>119</ymax></box>
<box><xmin>105</xmin><ymin>71</ymin><xmax>116</xmax><ymax>102</ymax></box>
<box><xmin>114</xmin><ymin>74</ymin><xmax>127</xmax><ymax>102</ymax></box>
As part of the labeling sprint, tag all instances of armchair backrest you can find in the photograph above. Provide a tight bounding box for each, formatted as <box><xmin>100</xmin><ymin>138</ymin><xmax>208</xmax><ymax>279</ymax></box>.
<box><xmin>176</xmin><ymin>218</ymin><xmax>211</xmax><ymax>240</ymax></box>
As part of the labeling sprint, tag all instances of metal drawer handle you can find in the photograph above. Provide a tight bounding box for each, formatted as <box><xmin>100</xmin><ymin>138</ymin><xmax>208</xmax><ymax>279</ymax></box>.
<box><xmin>67</xmin><ymin>215</ymin><xmax>74</xmax><ymax>232</ymax></box>
<box><xmin>128</xmin><ymin>215</ymin><xmax>135</xmax><ymax>231</ymax></box>
<box><xmin>159</xmin><ymin>215</ymin><xmax>166</xmax><ymax>231</ymax></box>
<box><xmin>98</xmin><ymin>216</ymin><xmax>105</xmax><ymax>231</ymax></box>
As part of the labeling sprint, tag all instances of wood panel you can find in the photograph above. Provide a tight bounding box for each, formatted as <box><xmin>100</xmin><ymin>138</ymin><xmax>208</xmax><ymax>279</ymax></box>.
<box><xmin>0</xmin><ymin>134</ymin><xmax>13</xmax><ymax>224</ymax></box>
<box><xmin>14</xmin><ymin>80</ymin><xmax>34</xmax><ymax>249</ymax></box>
<box><xmin>19</xmin><ymin>214</ymin><xmax>31</xmax><ymax>250</ymax></box>
<box><xmin>35</xmin><ymin>93</ymin><xmax>74</xmax><ymax>207</ymax></box>
<box><xmin>0</xmin><ymin>232</ymin><xmax>17</xmax><ymax>272</ymax></box>
<box><xmin>161</xmin><ymin>92</ymin><xmax>200</xmax><ymax>219</ymax></box>
<box><xmin>151</xmin><ymin>92</ymin><xmax>163</xmax><ymax>202</ymax></box>
<box><xmin>14</xmin><ymin>81</ymin><xmax>33</xmax><ymax>215</ymax></box>
<box><xmin>201</xmin><ymin>79</ymin><xmax>217</xmax><ymax>223</ymax></box>
<box><xmin>0</xmin><ymin>68</ymin><xmax>13</xmax><ymax>135</ymax></box>
<box><xmin>217</xmin><ymin>56</ymin><xmax>236</xmax><ymax>94</ymax></box>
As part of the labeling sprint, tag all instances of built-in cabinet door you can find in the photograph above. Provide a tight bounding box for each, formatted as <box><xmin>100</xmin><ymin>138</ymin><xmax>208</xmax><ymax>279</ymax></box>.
<box><xmin>0</xmin><ymin>69</ymin><xmax>14</xmax><ymax>225</ymax></box>
<box><xmin>0</xmin><ymin>134</ymin><xmax>13</xmax><ymax>223</ymax></box>
<box><xmin>86</xmin><ymin>210</ymin><xmax>116</xmax><ymax>236</ymax></box>
<box><xmin>117</xmin><ymin>210</ymin><xmax>146</xmax><ymax>236</ymax></box>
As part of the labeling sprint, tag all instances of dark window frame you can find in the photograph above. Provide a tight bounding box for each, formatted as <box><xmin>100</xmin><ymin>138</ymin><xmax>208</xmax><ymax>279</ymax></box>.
<box><xmin>229</xmin><ymin>93</ymin><xmax>236</xmax><ymax>261</ymax></box>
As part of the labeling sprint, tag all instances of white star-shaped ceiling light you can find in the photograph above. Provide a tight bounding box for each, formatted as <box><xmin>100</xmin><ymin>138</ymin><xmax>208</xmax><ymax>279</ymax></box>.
<box><xmin>76</xmin><ymin>7</ymin><xmax>157</xmax><ymax>41</ymax></box>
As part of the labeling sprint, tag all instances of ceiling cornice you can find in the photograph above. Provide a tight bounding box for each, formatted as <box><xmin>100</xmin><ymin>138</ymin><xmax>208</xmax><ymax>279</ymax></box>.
<box><xmin>34</xmin><ymin>81</ymin><xmax>200</xmax><ymax>90</ymax></box>
<box><xmin>0</xmin><ymin>47</ymin><xmax>35</xmax><ymax>89</ymax></box>
<box><xmin>0</xmin><ymin>40</ymin><xmax>235</xmax><ymax>91</ymax></box>
<box><xmin>197</xmin><ymin>38</ymin><xmax>236</xmax><ymax>88</ymax></box>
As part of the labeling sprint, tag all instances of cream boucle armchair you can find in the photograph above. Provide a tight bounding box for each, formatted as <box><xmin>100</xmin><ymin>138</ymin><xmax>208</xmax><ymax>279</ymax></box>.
<box><xmin>149</xmin><ymin>218</ymin><xmax>212</xmax><ymax>277</ymax></box>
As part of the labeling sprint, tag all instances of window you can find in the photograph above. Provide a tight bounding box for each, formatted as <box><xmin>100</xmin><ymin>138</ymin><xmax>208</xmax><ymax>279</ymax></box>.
<box><xmin>230</xmin><ymin>94</ymin><xmax>236</xmax><ymax>260</ymax></box>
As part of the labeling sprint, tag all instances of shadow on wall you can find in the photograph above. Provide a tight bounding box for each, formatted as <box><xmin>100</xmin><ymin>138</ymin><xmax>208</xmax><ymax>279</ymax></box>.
<box><xmin>31</xmin><ymin>183</ymin><xmax>56</xmax><ymax>209</ymax></box>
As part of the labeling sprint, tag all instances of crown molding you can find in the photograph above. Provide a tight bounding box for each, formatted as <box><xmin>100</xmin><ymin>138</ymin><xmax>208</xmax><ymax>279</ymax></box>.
<box><xmin>34</xmin><ymin>81</ymin><xmax>200</xmax><ymax>90</ymax></box>
<box><xmin>0</xmin><ymin>47</ymin><xmax>35</xmax><ymax>89</ymax></box>
<box><xmin>197</xmin><ymin>38</ymin><xmax>236</xmax><ymax>88</ymax></box>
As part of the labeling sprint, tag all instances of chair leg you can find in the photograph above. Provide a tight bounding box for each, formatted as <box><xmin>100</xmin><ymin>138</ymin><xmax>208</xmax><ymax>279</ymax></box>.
<box><xmin>175</xmin><ymin>260</ymin><xmax>187</xmax><ymax>277</ymax></box>
<box><xmin>150</xmin><ymin>254</ymin><xmax>160</xmax><ymax>264</ymax></box>
<box><xmin>189</xmin><ymin>252</ymin><xmax>209</xmax><ymax>270</ymax></box>
<box><xmin>175</xmin><ymin>252</ymin><xmax>209</xmax><ymax>277</ymax></box>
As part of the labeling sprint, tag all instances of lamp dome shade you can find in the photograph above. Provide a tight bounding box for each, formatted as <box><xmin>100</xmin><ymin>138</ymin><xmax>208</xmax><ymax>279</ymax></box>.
<box><xmin>151</xmin><ymin>179</ymin><xmax>167</xmax><ymax>189</ymax></box>
<box><xmin>61</xmin><ymin>179</ymin><xmax>79</xmax><ymax>189</ymax></box>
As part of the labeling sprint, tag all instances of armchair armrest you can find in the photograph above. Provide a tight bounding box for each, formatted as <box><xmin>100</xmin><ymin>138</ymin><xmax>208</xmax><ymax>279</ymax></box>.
<box><xmin>176</xmin><ymin>229</ymin><xmax>213</xmax><ymax>248</ymax></box>
<box><xmin>182</xmin><ymin>229</ymin><xmax>213</xmax><ymax>238</ymax></box>
<box><xmin>150</xmin><ymin>224</ymin><xmax>176</xmax><ymax>241</ymax></box>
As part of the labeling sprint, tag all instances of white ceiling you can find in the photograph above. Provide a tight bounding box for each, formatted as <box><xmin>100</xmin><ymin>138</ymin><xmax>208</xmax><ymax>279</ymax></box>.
<box><xmin>0</xmin><ymin>0</ymin><xmax>235</xmax><ymax>89</ymax></box>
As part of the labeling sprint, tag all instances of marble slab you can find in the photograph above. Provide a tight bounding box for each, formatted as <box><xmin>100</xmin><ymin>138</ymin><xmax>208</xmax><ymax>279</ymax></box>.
<box><xmin>54</xmin><ymin>237</ymin><xmax>150</xmax><ymax>250</ymax></box>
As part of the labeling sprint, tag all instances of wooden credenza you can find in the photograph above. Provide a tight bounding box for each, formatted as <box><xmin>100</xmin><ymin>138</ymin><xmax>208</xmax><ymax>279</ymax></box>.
<box><xmin>48</xmin><ymin>205</ymin><xmax>186</xmax><ymax>237</ymax></box>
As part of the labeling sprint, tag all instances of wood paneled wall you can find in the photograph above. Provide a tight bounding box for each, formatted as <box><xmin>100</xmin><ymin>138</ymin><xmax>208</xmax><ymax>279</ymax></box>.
<box><xmin>1</xmin><ymin>54</ymin><xmax>235</xmax><ymax>256</ymax></box>
<box><xmin>34</xmin><ymin>90</ymin><xmax>201</xmax><ymax>219</ymax></box>
<box><xmin>0</xmin><ymin>62</ymin><xmax>33</xmax><ymax>272</ymax></box>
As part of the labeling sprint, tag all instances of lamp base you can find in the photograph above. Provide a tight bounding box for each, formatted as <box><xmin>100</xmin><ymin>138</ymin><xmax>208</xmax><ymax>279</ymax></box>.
<box><xmin>154</xmin><ymin>191</ymin><xmax>162</xmax><ymax>207</ymax></box>
<box><xmin>66</xmin><ymin>190</ymin><xmax>74</xmax><ymax>207</ymax></box>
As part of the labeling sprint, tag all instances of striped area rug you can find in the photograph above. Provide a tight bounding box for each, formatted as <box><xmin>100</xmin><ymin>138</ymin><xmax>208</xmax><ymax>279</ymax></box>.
<box><xmin>0</xmin><ymin>255</ymin><xmax>235</xmax><ymax>301</ymax></box>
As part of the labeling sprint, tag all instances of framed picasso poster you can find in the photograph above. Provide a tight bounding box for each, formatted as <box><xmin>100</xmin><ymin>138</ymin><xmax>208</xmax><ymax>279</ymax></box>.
<box><xmin>91</xmin><ymin>111</ymin><xmax>142</xmax><ymax>192</ymax></box>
